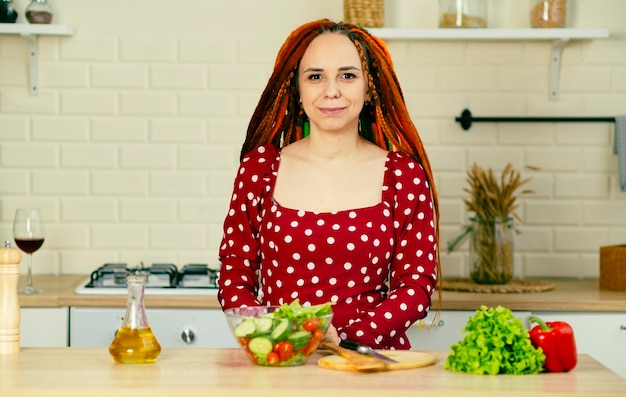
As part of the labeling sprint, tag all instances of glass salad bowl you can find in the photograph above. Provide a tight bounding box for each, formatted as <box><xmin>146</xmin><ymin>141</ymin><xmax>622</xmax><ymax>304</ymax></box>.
<box><xmin>224</xmin><ymin>301</ymin><xmax>333</xmax><ymax>367</ymax></box>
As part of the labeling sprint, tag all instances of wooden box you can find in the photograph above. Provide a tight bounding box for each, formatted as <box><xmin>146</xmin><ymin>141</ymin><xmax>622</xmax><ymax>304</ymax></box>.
<box><xmin>599</xmin><ymin>244</ymin><xmax>626</xmax><ymax>291</ymax></box>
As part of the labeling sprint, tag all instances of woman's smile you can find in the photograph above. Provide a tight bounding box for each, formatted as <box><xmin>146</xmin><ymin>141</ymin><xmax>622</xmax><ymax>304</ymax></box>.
<box><xmin>319</xmin><ymin>106</ymin><xmax>347</xmax><ymax>116</ymax></box>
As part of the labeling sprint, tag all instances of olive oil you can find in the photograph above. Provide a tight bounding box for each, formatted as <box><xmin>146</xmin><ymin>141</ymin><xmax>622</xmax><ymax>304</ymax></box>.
<box><xmin>108</xmin><ymin>274</ymin><xmax>161</xmax><ymax>364</ymax></box>
<box><xmin>109</xmin><ymin>326</ymin><xmax>161</xmax><ymax>364</ymax></box>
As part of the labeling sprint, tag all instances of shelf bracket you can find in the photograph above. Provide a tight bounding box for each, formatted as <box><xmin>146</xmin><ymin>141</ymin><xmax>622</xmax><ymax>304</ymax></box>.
<box><xmin>24</xmin><ymin>34</ymin><xmax>39</xmax><ymax>96</ymax></box>
<box><xmin>549</xmin><ymin>39</ymin><xmax>569</xmax><ymax>101</ymax></box>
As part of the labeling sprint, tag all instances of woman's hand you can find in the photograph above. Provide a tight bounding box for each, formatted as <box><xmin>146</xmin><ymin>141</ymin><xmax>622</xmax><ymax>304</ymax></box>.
<box><xmin>323</xmin><ymin>324</ymin><xmax>339</xmax><ymax>344</ymax></box>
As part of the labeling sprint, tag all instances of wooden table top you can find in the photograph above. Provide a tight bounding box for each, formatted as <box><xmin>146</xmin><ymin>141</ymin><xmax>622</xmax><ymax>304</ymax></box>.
<box><xmin>17</xmin><ymin>275</ymin><xmax>626</xmax><ymax>311</ymax></box>
<box><xmin>0</xmin><ymin>348</ymin><xmax>624</xmax><ymax>397</ymax></box>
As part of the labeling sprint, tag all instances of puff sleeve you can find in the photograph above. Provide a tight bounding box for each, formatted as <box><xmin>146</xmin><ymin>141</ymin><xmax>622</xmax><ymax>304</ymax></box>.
<box><xmin>217</xmin><ymin>145</ymin><xmax>279</xmax><ymax>310</ymax></box>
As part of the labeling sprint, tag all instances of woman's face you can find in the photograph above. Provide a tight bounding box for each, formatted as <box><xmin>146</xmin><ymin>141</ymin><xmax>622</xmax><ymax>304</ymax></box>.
<box><xmin>298</xmin><ymin>32</ymin><xmax>370</xmax><ymax>136</ymax></box>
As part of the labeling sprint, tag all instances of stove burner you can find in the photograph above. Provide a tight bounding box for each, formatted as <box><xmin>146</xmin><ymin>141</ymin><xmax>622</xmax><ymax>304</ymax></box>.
<box><xmin>83</xmin><ymin>263</ymin><xmax>219</xmax><ymax>290</ymax></box>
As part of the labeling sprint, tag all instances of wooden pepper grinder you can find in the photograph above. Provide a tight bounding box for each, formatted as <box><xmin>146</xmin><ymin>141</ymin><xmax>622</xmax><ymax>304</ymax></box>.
<box><xmin>0</xmin><ymin>240</ymin><xmax>22</xmax><ymax>354</ymax></box>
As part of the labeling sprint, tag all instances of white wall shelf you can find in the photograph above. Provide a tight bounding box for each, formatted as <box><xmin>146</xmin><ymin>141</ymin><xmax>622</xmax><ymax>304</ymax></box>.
<box><xmin>368</xmin><ymin>28</ymin><xmax>610</xmax><ymax>100</ymax></box>
<box><xmin>0</xmin><ymin>24</ymin><xmax>75</xmax><ymax>95</ymax></box>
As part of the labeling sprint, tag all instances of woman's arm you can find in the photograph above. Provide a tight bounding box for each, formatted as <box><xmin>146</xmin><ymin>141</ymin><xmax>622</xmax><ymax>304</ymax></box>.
<box><xmin>338</xmin><ymin>153</ymin><xmax>438</xmax><ymax>349</ymax></box>
<box><xmin>217</xmin><ymin>145</ymin><xmax>278</xmax><ymax>310</ymax></box>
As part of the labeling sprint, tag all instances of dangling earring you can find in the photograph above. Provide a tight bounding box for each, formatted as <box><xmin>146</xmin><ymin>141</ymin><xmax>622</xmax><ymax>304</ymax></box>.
<box><xmin>299</xmin><ymin>99</ymin><xmax>310</xmax><ymax>138</ymax></box>
<box><xmin>303</xmin><ymin>120</ymin><xmax>310</xmax><ymax>137</ymax></box>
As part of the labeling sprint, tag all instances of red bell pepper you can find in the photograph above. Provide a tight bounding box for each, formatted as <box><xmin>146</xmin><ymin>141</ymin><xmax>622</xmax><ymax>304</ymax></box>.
<box><xmin>528</xmin><ymin>316</ymin><xmax>577</xmax><ymax>372</ymax></box>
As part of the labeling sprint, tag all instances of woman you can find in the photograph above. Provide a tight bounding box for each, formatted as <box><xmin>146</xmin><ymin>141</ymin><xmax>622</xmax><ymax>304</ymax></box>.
<box><xmin>218</xmin><ymin>19</ymin><xmax>440</xmax><ymax>350</ymax></box>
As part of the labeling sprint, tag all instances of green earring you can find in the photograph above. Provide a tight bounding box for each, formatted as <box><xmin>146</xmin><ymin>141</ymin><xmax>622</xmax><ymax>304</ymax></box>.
<box><xmin>303</xmin><ymin>120</ymin><xmax>310</xmax><ymax>137</ymax></box>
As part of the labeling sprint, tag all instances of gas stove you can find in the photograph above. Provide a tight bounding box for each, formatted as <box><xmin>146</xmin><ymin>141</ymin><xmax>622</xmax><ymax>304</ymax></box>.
<box><xmin>74</xmin><ymin>263</ymin><xmax>219</xmax><ymax>296</ymax></box>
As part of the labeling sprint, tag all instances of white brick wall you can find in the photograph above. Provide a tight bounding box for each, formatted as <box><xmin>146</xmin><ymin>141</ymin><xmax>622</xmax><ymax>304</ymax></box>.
<box><xmin>1</xmin><ymin>0</ymin><xmax>625</xmax><ymax>280</ymax></box>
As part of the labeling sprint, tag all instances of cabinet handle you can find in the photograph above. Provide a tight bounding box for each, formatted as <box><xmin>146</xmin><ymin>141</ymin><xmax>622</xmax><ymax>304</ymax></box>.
<box><xmin>181</xmin><ymin>329</ymin><xmax>195</xmax><ymax>344</ymax></box>
<box><xmin>414</xmin><ymin>319</ymin><xmax>445</xmax><ymax>330</ymax></box>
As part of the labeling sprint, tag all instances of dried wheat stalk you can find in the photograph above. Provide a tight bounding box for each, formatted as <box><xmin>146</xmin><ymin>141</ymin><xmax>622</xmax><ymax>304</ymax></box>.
<box><xmin>463</xmin><ymin>163</ymin><xmax>534</xmax><ymax>284</ymax></box>
<box><xmin>463</xmin><ymin>162</ymin><xmax>534</xmax><ymax>222</ymax></box>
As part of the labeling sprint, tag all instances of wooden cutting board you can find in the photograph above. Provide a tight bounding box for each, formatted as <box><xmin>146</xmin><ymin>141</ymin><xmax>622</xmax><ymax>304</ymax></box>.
<box><xmin>318</xmin><ymin>350</ymin><xmax>437</xmax><ymax>371</ymax></box>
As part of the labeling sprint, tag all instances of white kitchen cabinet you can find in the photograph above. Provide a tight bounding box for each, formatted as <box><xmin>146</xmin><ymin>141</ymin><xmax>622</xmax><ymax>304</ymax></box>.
<box><xmin>69</xmin><ymin>307</ymin><xmax>237</xmax><ymax>348</ymax></box>
<box><xmin>530</xmin><ymin>312</ymin><xmax>626</xmax><ymax>379</ymax></box>
<box><xmin>21</xmin><ymin>307</ymin><xmax>69</xmax><ymax>347</ymax></box>
<box><xmin>407</xmin><ymin>310</ymin><xmax>532</xmax><ymax>351</ymax></box>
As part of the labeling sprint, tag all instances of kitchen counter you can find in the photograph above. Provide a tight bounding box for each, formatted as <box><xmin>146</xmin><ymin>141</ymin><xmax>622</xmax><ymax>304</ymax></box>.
<box><xmin>0</xmin><ymin>348</ymin><xmax>624</xmax><ymax>396</ymax></box>
<box><xmin>18</xmin><ymin>275</ymin><xmax>221</xmax><ymax>308</ymax></box>
<box><xmin>18</xmin><ymin>275</ymin><xmax>626</xmax><ymax>311</ymax></box>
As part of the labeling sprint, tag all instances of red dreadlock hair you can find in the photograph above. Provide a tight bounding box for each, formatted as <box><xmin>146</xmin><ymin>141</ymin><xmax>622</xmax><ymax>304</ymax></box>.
<box><xmin>240</xmin><ymin>18</ymin><xmax>442</xmax><ymax>314</ymax></box>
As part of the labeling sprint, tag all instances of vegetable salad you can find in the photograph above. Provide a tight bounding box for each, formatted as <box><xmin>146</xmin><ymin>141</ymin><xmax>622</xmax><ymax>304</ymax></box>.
<box><xmin>231</xmin><ymin>300</ymin><xmax>333</xmax><ymax>366</ymax></box>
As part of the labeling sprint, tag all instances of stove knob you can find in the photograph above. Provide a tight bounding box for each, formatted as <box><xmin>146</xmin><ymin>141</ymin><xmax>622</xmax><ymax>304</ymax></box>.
<box><xmin>181</xmin><ymin>328</ymin><xmax>195</xmax><ymax>344</ymax></box>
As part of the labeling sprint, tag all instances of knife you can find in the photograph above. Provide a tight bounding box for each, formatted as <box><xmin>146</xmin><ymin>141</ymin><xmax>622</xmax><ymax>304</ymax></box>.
<box><xmin>339</xmin><ymin>340</ymin><xmax>399</xmax><ymax>363</ymax></box>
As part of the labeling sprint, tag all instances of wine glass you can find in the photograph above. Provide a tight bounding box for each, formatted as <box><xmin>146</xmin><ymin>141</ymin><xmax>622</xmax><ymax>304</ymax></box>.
<box><xmin>13</xmin><ymin>208</ymin><xmax>45</xmax><ymax>294</ymax></box>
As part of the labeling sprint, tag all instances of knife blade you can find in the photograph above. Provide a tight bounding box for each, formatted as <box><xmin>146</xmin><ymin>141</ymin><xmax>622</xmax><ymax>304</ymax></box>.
<box><xmin>339</xmin><ymin>340</ymin><xmax>399</xmax><ymax>363</ymax></box>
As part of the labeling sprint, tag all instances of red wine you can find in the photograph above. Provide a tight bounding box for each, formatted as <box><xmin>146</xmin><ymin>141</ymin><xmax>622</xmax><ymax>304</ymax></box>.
<box><xmin>15</xmin><ymin>238</ymin><xmax>45</xmax><ymax>254</ymax></box>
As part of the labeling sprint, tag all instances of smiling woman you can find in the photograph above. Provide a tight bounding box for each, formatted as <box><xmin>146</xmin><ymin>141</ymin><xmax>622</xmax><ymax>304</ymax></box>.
<box><xmin>277</xmin><ymin>32</ymin><xmax>383</xmax><ymax>214</ymax></box>
<box><xmin>297</xmin><ymin>33</ymin><xmax>370</xmax><ymax>139</ymax></box>
<box><xmin>217</xmin><ymin>19</ymin><xmax>441</xmax><ymax>351</ymax></box>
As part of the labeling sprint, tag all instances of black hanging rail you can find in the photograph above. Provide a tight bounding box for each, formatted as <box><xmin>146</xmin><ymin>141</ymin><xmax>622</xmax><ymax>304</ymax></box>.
<box><xmin>456</xmin><ymin>108</ymin><xmax>616</xmax><ymax>131</ymax></box>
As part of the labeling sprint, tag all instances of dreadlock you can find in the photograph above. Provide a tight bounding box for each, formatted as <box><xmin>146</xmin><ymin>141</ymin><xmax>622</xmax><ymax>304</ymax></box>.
<box><xmin>240</xmin><ymin>18</ymin><xmax>442</xmax><ymax>313</ymax></box>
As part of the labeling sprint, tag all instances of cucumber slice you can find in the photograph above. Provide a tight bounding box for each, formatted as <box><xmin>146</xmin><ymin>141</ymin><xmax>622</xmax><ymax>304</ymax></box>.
<box><xmin>253</xmin><ymin>317</ymin><xmax>274</xmax><ymax>334</ymax></box>
<box><xmin>270</xmin><ymin>318</ymin><xmax>291</xmax><ymax>341</ymax></box>
<box><xmin>233</xmin><ymin>318</ymin><xmax>256</xmax><ymax>338</ymax></box>
<box><xmin>287</xmin><ymin>330</ymin><xmax>312</xmax><ymax>349</ymax></box>
<box><xmin>248</xmin><ymin>337</ymin><xmax>274</xmax><ymax>356</ymax></box>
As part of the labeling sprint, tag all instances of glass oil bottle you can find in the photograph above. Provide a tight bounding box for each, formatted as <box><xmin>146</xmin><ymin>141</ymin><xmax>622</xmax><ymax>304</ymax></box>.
<box><xmin>109</xmin><ymin>274</ymin><xmax>161</xmax><ymax>364</ymax></box>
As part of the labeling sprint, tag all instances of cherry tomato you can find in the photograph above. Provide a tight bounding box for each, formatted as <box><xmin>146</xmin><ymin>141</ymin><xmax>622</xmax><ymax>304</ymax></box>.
<box><xmin>273</xmin><ymin>341</ymin><xmax>287</xmax><ymax>353</ymax></box>
<box><xmin>273</xmin><ymin>341</ymin><xmax>282</xmax><ymax>353</ymax></box>
<box><xmin>266</xmin><ymin>351</ymin><xmax>280</xmax><ymax>365</ymax></box>
<box><xmin>312</xmin><ymin>328</ymin><xmax>325</xmax><ymax>341</ymax></box>
<box><xmin>238</xmin><ymin>337</ymin><xmax>250</xmax><ymax>347</ymax></box>
<box><xmin>277</xmin><ymin>341</ymin><xmax>294</xmax><ymax>361</ymax></box>
<box><xmin>302</xmin><ymin>319</ymin><xmax>320</xmax><ymax>332</ymax></box>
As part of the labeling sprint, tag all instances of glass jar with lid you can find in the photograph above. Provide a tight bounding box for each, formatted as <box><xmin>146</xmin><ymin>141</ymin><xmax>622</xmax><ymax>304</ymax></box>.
<box><xmin>25</xmin><ymin>0</ymin><xmax>53</xmax><ymax>24</ymax></box>
<box><xmin>439</xmin><ymin>0</ymin><xmax>488</xmax><ymax>28</ymax></box>
<box><xmin>530</xmin><ymin>0</ymin><xmax>567</xmax><ymax>28</ymax></box>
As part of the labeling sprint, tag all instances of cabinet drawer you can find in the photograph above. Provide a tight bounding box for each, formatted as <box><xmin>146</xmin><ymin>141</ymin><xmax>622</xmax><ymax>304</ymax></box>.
<box><xmin>21</xmin><ymin>307</ymin><xmax>69</xmax><ymax>347</ymax></box>
<box><xmin>69</xmin><ymin>307</ymin><xmax>237</xmax><ymax>348</ymax></box>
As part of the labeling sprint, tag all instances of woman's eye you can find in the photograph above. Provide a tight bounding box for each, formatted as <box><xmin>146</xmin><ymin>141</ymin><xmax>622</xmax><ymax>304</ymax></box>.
<box><xmin>307</xmin><ymin>74</ymin><xmax>322</xmax><ymax>80</ymax></box>
<box><xmin>341</xmin><ymin>73</ymin><xmax>356</xmax><ymax>80</ymax></box>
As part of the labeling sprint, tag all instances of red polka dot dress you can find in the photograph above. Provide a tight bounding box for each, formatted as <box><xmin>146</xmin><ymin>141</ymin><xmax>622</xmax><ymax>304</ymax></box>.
<box><xmin>218</xmin><ymin>144</ymin><xmax>437</xmax><ymax>350</ymax></box>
